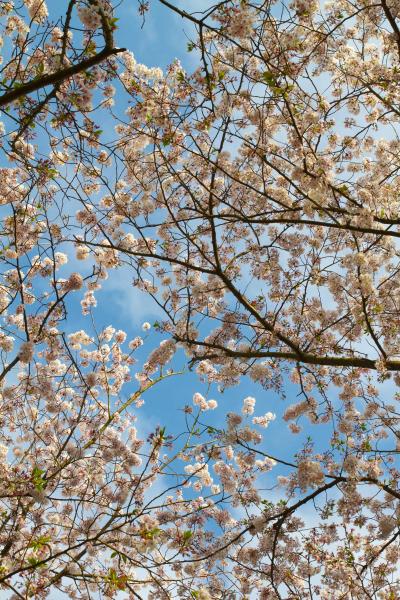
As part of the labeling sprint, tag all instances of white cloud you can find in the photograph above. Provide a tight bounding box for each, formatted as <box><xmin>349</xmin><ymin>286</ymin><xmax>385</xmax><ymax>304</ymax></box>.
<box><xmin>102</xmin><ymin>266</ymin><xmax>165</xmax><ymax>326</ymax></box>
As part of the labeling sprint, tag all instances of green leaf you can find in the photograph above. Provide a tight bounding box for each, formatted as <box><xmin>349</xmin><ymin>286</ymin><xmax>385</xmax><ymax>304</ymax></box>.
<box><xmin>344</xmin><ymin>547</ymin><xmax>354</xmax><ymax>565</ymax></box>
<box><xmin>337</xmin><ymin>184</ymin><xmax>349</xmax><ymax>195</ymax></box>
<box><xmin>183</xmin><ymin>530</ymin><xmax>193</xmax><ymax>544</ymax></box>
<box><xmin>111</xmin><ymin>550</ymin><xmax>129</xmax><ymax>563</ymax></box>
<box><xmin>32</xmin><ymin>466</ymin><xmax>46</xmax><ymax>491</ymax></box>
<box><xmin>105</xmin><ymin>567</ymin><xmax>128</xmax><ymax>591</ymax></box>
<box><xmin>262</xmin><ymin>71</ymin><xmax>277</xmax><ymax>86</ymax></box>
<box><xmin>29</xmin><ymin>535</ymin><xmax>51</xmax><ymax>551</ymax></box>
<box><xmin>109</xmin><ymin>17</ymin><xmax>119</xmax><ymax>31</ymax></box>
<box><xmin>140</xmin><ymin>527</ymin><xmax>162</xmax><ymax>540</ymax></box>
<box><xmin>260</xmin><ymin>497</ymin><xmax>274</xmax><ymax>506</ymax></box>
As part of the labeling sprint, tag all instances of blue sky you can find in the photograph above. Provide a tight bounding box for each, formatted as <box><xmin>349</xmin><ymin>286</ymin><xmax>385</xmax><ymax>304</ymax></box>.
<box><xmin>40</xmin><ymin>0</ymin><xmax>347</xmax><ymax>481</ymax></box>
<box><xmin>0</xmin><ymin>0</ymin><xmax>368</xmax><ymax>519</ymax></box>
<box><xmin>78</xmin><ymin>0</ymin><xmax>337</xmax><ymax>477</ymax></box>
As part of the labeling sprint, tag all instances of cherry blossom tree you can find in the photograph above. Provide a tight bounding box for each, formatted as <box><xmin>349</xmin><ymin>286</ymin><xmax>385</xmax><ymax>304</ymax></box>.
<box><xmin>2</xmin><ymin>0</ymin><xmax>400</xmax><ymax>598</ymax></box>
